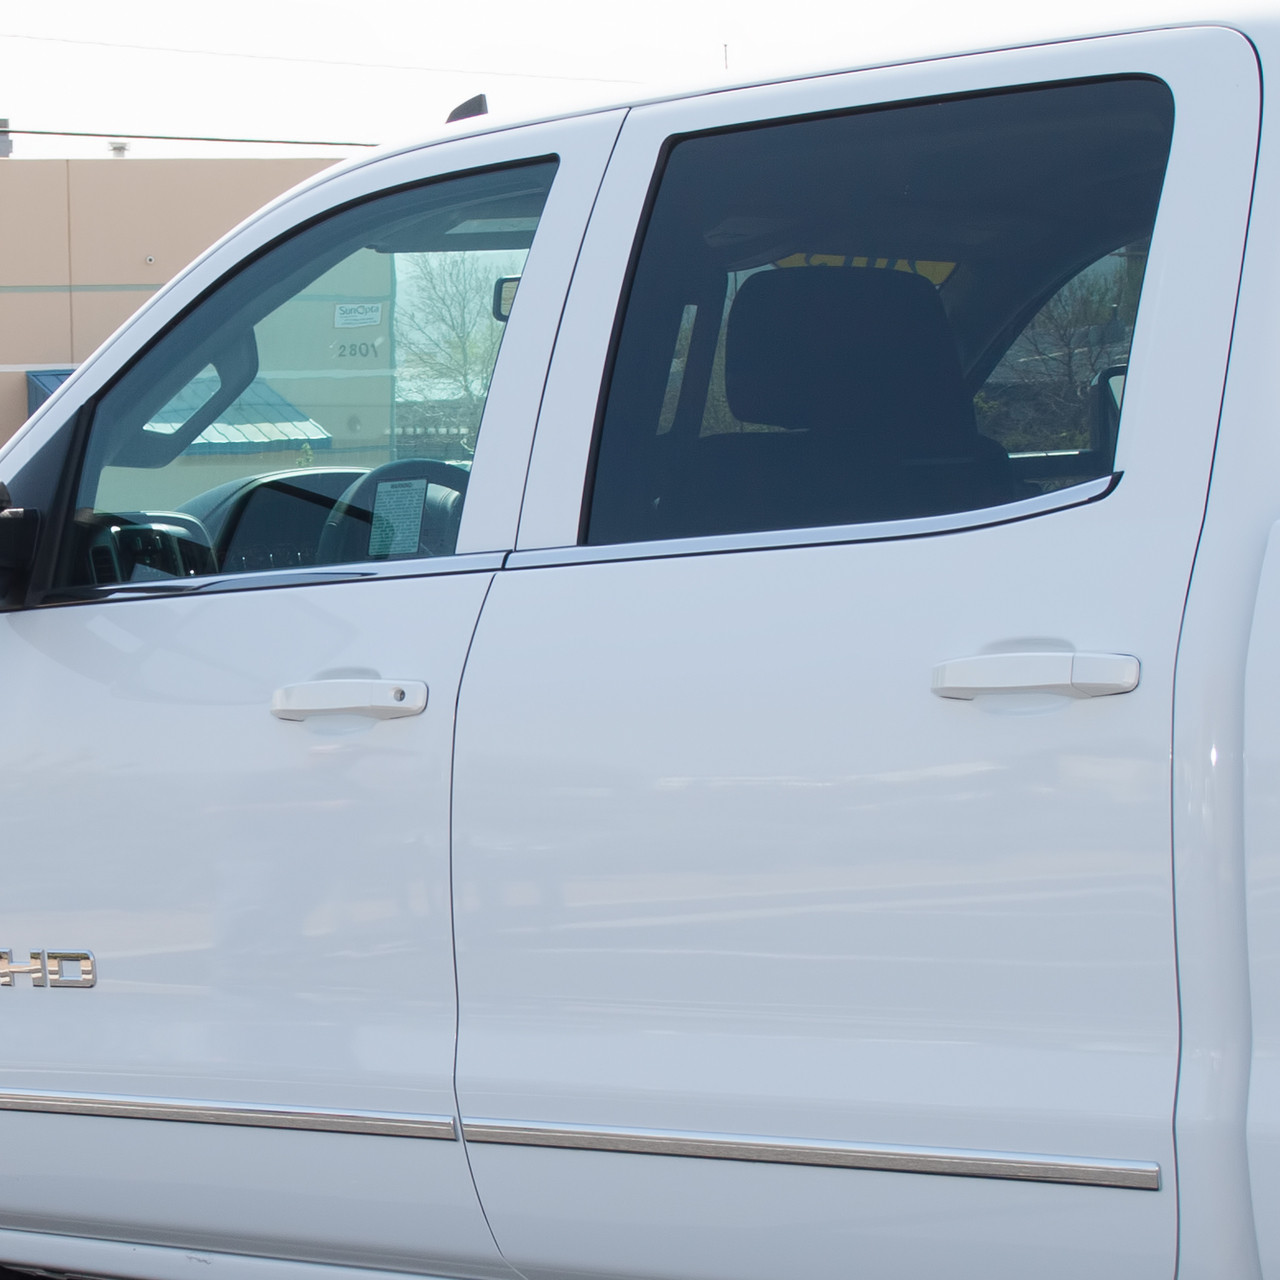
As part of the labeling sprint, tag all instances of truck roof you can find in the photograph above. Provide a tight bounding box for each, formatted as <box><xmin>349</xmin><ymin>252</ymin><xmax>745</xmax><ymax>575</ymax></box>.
<box><xmin>331</xmin><ymin>2</ymin><xmax>1268</xmax><ymax>170</ymax></box>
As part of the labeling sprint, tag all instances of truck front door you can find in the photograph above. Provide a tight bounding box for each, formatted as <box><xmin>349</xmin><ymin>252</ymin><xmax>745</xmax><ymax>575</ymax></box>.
<box><xmin>0</xmin><ymin>112</ymin><xmax>620</xmax><ymax>1275</ymax></box>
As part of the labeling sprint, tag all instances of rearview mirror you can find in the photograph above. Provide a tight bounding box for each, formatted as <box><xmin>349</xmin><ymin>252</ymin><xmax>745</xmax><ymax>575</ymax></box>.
<box><xmin>492</xmin><ymin>276</ymin><xmax>521</xmax><ymax>322</ymax></box>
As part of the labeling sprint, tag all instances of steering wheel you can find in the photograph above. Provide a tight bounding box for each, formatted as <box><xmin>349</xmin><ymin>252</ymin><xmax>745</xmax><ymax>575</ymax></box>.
<box><xmin>82</xmin><ymin>510</ymin><xmax>216</xmax><ymax>584</ymax></box>
<box><xmin>314</xmin><ymin>458</ymin><xmax>471</xmax><ymax>566</ymax></box>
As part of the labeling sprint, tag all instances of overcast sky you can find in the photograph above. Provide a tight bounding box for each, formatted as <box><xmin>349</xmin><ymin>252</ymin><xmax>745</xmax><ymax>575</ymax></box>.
<box><xmin>2</xmin><ymin>0</ymin><xmax>1192</xmax><ymax>160</ymax></box>
<box><xmin>2</xmin><ymin>0</ymin><xmax>750</xmax><ymax>160</ymax></box>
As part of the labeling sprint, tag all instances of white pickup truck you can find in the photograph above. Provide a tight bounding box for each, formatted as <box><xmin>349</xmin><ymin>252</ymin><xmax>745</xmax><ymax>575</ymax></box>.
<box><xmin>0</xmin><ymin>8</ymin><xmax>1276</xmax><ymax>1280</ymax></box>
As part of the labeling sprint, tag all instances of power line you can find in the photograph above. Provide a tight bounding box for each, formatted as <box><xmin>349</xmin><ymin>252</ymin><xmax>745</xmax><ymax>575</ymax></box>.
<box><xmin>7</xmin><ymin>127</ymin><xmax>376</xmax><ymax>147</ymax></box>
<box><xmin>0</xmin><ymin>30</ymin><xmax>642</xmax><ymax>86</ymax></box>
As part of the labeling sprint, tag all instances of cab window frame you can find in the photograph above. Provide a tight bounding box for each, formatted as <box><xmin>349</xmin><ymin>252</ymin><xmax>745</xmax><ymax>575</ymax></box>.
<box><xmin>578</xmin><ymin>76</ymin><xmax>1174</xmax><ymax>549</ymax></box>
<box><xmin>28</xmin><ymin>156</ymin><xmax>559</xmax><ymax>608</ymax></box>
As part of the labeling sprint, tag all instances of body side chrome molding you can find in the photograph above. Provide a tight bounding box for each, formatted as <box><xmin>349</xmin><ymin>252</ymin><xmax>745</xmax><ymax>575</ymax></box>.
<box><xmin>461</xmin><ymin>1118</ymin><xmax>1161</xmax><ymax>1190</ymax></box>
<box><xmin>0</xmin><ymin>1090</ymin><xmax>457</xmax><ymax>1140</ymax></box>
<box><xmin>38</xmin><ymin>551</ymin><xmax>508</xmax><ymax>608</ymax></box>
<box><xmin>507</xmin><ymin>474</ymin><xmax>1119</xmax><ymax>571</ymax></box>
<box><xmin>0</xmin><ymin>1091</ymin><xmax>1162</xmax><ymax>1187</ymax></box>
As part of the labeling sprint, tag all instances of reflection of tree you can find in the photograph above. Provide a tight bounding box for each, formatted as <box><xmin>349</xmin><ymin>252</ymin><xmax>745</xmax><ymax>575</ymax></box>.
<box><xmin>394</xmin><ymin>250</ymin><xmax>523</xmax><ymax>451</ymax></box>
<box><xmin>978</xmin><ymin>244</ymin><xmax>1146</xmax><ymax>453</ymax></box>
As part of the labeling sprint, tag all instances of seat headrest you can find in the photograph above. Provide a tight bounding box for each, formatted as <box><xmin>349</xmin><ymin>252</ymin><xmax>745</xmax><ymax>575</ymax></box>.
<box><xmin>724</xmin><ymin>267</ymin><xmax>975</xmax><ymax>448</ymax></box>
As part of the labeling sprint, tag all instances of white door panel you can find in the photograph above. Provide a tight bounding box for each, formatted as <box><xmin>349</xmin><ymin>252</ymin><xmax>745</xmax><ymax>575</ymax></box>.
<box><xmin>2</xmin><ymin>573</ymin><xmax>485</xmax><ymax>1114</ymax></box>
<box><xmin>454</xmin><ymin>508</ymin><xmax>1180</xmax><ymax>1279</ymax></box>
<box><xmin>0</xmin><ymin>569</ymin><xmax>511</xmax><ymax>1274</ymax></box>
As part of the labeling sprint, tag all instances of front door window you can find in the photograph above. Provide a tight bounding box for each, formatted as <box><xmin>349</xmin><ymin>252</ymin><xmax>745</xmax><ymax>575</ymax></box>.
<box><xmin>53</xmin><ymin>160</ymin><xmax>556</xmax><ymax>591</ymax></box>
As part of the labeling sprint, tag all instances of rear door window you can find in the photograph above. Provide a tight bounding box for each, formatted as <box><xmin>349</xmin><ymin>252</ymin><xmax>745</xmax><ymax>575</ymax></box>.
<box><xmin>585</xmin><ymin>79</ymin><xmax>1173</xmax><ymax>544</ymax></box>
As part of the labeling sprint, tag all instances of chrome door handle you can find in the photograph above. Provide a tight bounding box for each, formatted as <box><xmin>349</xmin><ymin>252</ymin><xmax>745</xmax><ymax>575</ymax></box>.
<box><xmin>931</xmin><ymin>652</ymin><xmax>1140</xmax><ymax>700</ymax></box>
<box><xmin>270</xmin><ymin>679</ymin><xmax>428</xmax><ymax>721</ymax></box>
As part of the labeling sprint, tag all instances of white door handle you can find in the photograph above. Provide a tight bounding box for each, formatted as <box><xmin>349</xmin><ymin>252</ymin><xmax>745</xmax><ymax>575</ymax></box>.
<box><xmin>931</xmin><ymin>652</ymin><xmax>1140</xmax><ymax>700</ymax></box>
<box><xmin>271</xmin><ymin>679</ymin><xmax>428</xmax><ymax>721</ymax></box>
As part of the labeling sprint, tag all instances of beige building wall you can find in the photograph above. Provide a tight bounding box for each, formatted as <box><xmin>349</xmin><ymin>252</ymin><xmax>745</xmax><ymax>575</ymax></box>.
<box><xmin>257</xmin><ymin>248</ymin><xmax>395</xmax><ymax>441</ymax></box>
<box><xmin>0</xmin><ymin>157</ymin><xmax>336</xmax><ymax>445</ymax></box>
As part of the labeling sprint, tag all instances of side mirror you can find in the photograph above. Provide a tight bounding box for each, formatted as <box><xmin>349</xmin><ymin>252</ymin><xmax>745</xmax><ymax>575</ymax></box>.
<box><xmin>0</xmin><ymin>483</ymin><xmax>38</xmax><ymax>573</ymax></box>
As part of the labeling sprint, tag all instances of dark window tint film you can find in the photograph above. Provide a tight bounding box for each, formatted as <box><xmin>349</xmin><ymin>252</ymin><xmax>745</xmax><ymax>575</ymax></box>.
<box><xmin>586</xmin><ymin>79</ymin><xmax>1174</xmax><ymax>544</ymax></box>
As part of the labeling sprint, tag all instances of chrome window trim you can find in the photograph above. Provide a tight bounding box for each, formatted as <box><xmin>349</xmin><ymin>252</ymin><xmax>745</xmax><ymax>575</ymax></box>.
<box><xmin>38</xmin><ymin>550</ymin><xmax>507</xmax><ymax>607</ymax></box>
<box><xmin>512</xmin><ymin>473</ymin><xmax>1119</xmax><ymax>570</ymax></box>
<box><xmin>461</xmin><ymin>1117</ymin><xmax>1160</xmax><ymax>1190</ymax></box>
<box><xmin>0</xmin><ymin>1090</ymin><xmax>458</xmax><ymax>1140</ymax></box>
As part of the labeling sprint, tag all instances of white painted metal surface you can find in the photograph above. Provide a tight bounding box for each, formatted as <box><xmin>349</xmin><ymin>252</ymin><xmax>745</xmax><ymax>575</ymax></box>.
<box><xmin>1204</xmin><ymin>35</ymin><xmax>1280</xmax><ymax>1264</ymax></box>
<box><xmin>0</xmin><ymin>1226</ymin><xmax>476</xmax><ymax>1280</ymax></box>
<box><xmin>1245</xmin><ymin>525</ymin><xmax>1280</xmax><ymax>1279</ymax></box>
<box><xmin>0</xmin><ymin>571</ymin><xmax>508</xmax><ymax>1272</ymax></box>
<box><xmin>454</xmin><ymin>534</ymin><xmax>1179</xmax><ymax>1280</ymax></box>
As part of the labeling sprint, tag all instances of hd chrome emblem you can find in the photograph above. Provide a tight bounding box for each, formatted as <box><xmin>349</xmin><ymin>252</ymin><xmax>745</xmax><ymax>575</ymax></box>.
<box><xmin>0</xmin><ymin>951</ymin><xmax>96</xmax><ymax>988</ymax></box>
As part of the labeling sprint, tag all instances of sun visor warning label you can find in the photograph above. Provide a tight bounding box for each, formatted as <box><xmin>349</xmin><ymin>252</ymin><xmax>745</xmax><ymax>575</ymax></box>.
<box><xmin>369</xmin><ymin>479</ymin><xmax>427</xmax><ymax>557</ymax></box>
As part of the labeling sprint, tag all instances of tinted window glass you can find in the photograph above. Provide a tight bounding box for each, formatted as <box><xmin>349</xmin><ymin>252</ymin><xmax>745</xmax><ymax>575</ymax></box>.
<box><xmin>586</xmin><ymin>80</ymin><xmax>1173</xmax><ymax>545</ymax></box>
<box><xmin>54</xmin><ymin>160</ymin><xmax>556</xmax><ymax>591</ymax></box>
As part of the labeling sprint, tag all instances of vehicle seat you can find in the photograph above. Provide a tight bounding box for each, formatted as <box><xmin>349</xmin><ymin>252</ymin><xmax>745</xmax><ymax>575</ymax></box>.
<box><xmin>662</xmin><ymin>266</ymin><xmax>1015</xmax><ymax>536</ymax></box>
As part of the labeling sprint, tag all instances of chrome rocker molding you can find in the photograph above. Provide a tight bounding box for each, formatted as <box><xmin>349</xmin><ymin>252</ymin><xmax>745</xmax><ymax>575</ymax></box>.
<box><xmin>0</xmin><ymin>1093</ymin><xmax>1162</xmax><ymax>1189</ymax></box>
<box><xmin>0</xmin><ymin>1090</ymin><xmax>457</xmax><ymax>1140</ymax></box>
<box><xmin>461</xmin><ymin>1118</ymin><xmax>1162</xmax><ymax>1191</ymax></box>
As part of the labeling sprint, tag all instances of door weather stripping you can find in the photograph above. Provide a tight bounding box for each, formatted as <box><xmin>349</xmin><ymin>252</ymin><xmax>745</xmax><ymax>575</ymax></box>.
<box><xmin>461</xmin><ymin>1118</ymin><xmax>1161</xmax><ymax>1190</ymax></box>
<box><xmin>0</xmin><ymin>1090</ymin><xmax>457</xmax><ymax>1139</ymax></box>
